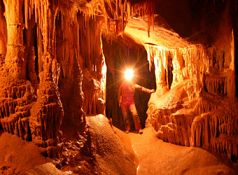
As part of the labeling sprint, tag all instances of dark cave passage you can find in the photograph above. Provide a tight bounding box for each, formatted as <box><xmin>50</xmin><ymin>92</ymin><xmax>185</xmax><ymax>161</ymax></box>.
<box><xmin>103</xmin><ymin>34</ymin><xmax>156</xmax><ymax>130</ymax></box>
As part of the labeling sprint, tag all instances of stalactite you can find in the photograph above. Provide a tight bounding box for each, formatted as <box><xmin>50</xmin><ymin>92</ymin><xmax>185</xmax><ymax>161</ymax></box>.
<box><xmin>191</xmin><ymin>100</ymin><xmax>238</xmax><ymax>160</ymax></box>
<box><xmin>0</xmin><ymin>81</ymin><xmax>35</xmax><ymax>140</ymax></box>
<box><xmin>147</xmin><ymin>39</ymin><xmax>237</xmax><ymax>161</ymax></box>
<box><xmin>0</xmin><ymin>0</ymin><xmax>66</xmax><ymax>158</ymax></box>
<box><xmin>205</xmin><ymin>75</ymin><xmax>227</xmax><ymax>95</ymax></box>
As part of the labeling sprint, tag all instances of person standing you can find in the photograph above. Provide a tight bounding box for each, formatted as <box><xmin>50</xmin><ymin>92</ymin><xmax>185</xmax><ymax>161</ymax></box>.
<box><xmin>118</xmin><ymin>69</ymin><xmax>154</xmax><ymax>134</ymax></box>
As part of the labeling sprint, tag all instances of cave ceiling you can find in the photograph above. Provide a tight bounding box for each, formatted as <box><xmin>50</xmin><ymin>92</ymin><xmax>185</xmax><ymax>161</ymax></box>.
<box><xmin>69</xmin><ymin>0</ymin><xmax>230</xmax><ymax>46</ymax></box>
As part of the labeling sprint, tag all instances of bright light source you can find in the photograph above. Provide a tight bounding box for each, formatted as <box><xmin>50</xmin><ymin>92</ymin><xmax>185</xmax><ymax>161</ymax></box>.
<box><xmin>124</xmin><ymin>68</ymin><xmax>134</xmax><ymax>81</ymax></box>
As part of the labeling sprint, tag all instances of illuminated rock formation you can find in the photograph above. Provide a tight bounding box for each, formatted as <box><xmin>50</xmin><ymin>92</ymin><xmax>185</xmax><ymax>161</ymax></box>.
<box><xmin>141</xmin><ymin>1</ymin><xmax>238</xmax><ymax>161</ymax></box>
<box><xmin>0</xmin><ymin>0</ymin><xmax>237</xmax><ymax>168</ymax></box>
<box><xmin>0</xmin><ymin>0</ymin><xmax>151</xmax><ymax>159</ymax></box>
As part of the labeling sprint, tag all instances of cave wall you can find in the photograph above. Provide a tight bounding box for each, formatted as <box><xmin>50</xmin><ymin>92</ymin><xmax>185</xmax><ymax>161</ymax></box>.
<box><xmin>54</xmin><ymin>10</ymin><xmax>104</xmax><ymax>125</ymax></box>
<box><xmin>0</xmin><ymin>0</ymin><xmax>65</xmax><ymax>157</ymax></box>
<box><xmin>0</xmin><ymin>0</ymin><xmax>107</xmax><ymax>157</ymax></box>
<box><xmin>0</xmin><ymin>0</ymin><xmax>144</xmax><ymax>158</ymax></box>
<box><xmin>147</xmin><ymin>1</ymin><xmax>238</xmax><ymax>161</ymax></box>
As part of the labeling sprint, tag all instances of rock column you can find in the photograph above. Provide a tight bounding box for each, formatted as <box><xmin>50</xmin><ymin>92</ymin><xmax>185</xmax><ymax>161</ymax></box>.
<box><xmin>4</xmin><ymin>0</ymin><xmax>25</xmax><ymax>79</ymax></box>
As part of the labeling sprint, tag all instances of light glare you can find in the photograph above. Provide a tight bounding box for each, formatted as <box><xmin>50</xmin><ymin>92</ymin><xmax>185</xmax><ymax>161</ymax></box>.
<box><xmin>124</xmin><ymin>68</ymin><xmax>134</xmax><ymax>81</ymax></box>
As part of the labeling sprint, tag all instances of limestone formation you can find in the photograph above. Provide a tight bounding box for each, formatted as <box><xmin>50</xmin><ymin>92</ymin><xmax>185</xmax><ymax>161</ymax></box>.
<box><xmin>144</xmin><ymin>2</ymin><xmax>238</xmax><ymax>161</ymax></box>
<box><xmin>0</xmin><ymin>0</ymin><xmax>237</xmax><ymax>166</ymax></box>
<box><xmin>0</xmin><ymin>0</ymin><xmax>151</xmax><ymax>158</ymax></box>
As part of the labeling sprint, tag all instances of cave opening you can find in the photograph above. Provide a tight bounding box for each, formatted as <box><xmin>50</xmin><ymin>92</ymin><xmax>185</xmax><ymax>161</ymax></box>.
<box><xmin>103</xmin><ymin>34</ymin><xmax>156</xmax><ymax>130</ymax></box>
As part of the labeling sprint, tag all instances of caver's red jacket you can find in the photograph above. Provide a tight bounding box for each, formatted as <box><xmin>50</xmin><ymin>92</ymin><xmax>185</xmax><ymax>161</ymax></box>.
<box><xmin>118</xmin><ymin>82</ymin><xmax>135</xmax><ymax>106</ymax></box>
<box><xmin>118</xmin><ymin>82</ymin><xmax>153</xmax><ymax>107</ymax></box>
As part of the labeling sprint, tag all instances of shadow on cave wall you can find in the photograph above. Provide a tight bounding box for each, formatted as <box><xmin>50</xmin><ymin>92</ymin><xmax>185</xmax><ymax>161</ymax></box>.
<box><xmin>102</xmin><ymin>34</ymin><xmax>156</xmax><ymax>130</ymax></box>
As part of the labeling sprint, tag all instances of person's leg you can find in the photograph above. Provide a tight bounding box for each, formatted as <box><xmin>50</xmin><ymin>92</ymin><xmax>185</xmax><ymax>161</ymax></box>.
<box><xmin>129</xmin><ymin>104</ymin><xmax>142</xmax><ymax>133</ymax></box>
<box><xmin>121</xmin><ymin>105</ymin><xmax>130</xmax><ymax>132</ymax></box>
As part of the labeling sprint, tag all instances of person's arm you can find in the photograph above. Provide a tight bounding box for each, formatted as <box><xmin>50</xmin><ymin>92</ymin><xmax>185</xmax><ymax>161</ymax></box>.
<box><xmin>134</xmin><ymin>84</ymin><xmax>155</xmax><ymax>94</ymax></box>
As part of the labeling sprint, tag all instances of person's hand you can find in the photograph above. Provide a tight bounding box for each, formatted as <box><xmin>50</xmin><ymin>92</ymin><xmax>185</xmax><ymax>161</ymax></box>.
<box><xmin>150</xmin><ymin>89</ymin><xmax>155</xmax><ymax>94</ymax></box>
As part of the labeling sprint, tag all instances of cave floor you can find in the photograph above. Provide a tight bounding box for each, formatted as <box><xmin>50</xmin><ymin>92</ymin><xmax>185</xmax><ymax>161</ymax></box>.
<box><xmin>86</xmin><ymin>115</ymin><xmax>237</xmax><ymax>175</ymax></box>
<box><xmin>128</xmin><ymin>127</ymin><xmax>236</xmax><ymax>175</ymax></box>
<box><xmin>0</xmin><ymin>115</ymin><xmax>237</xmax><ymax>175</ymax></box>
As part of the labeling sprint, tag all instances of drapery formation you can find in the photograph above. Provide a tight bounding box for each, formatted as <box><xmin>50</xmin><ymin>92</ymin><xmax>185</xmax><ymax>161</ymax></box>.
<box><xmin>0</xmin><ymin>0</ymin><xmax>154</xmax><ymax>157</ymax></box>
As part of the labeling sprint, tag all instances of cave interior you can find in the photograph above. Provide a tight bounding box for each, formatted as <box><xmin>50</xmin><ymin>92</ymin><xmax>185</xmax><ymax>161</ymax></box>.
<box><xmin>0</xmin><ymin>0</ymin><xmax>238</xmax><ymax>174</ymax></box>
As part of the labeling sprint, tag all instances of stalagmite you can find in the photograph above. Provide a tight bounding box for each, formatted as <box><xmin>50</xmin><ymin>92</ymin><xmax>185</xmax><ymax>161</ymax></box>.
<box><xmin>29</xmin><ymin>55</ymin><xmax>64</xmax><ymax>157</ymax></box>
